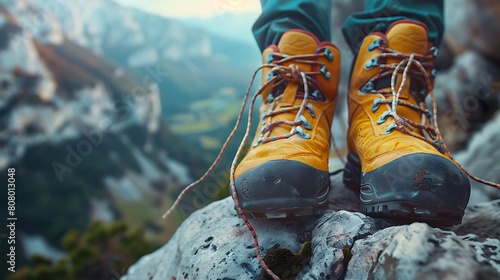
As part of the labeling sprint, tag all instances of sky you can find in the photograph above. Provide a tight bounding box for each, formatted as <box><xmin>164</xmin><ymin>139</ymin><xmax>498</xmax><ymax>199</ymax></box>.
<box><xmin>114</xmin><ymin>0</ymin><xmax>261</xmax><ymax>19</ymax></box>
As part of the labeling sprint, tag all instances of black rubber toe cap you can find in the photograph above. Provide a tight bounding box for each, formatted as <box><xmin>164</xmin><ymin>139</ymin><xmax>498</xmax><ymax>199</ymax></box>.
<box><xmin>234</xmin><ymin>160</ymin><xmax>330</xmax><ymax>215</ymax></box>
<box><xmin>360</xmin><ymin>153</ymin><xmax>471</xmax><ymax>209</ymax></box>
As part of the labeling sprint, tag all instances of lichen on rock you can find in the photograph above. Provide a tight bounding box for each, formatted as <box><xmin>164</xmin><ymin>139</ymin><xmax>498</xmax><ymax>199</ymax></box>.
<box><xmin>259</xmin><ymin>241</ymin><xmax>312</xmax><ymax>280</ymax></box>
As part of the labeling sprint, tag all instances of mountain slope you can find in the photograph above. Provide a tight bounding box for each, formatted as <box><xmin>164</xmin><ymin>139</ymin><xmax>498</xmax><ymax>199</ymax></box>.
<box><xmin>29</xmin><ymin>0</ymin><xmax>260</xmax><ymax>116</ymax></box>
<box><xmin>0</xmin><ymin>1</ymin><xmax>219</xmax><ymax>274</ymax></box>
<box><xmin>180</xmin><ymin>12</ymin><xmax>259</xmax><ymax>44</ymax></box>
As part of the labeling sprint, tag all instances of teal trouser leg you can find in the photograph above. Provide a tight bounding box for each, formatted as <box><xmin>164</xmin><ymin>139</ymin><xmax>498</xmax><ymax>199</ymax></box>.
<box><xmin>342</xmin><ymin>0</ymin><xmax>444</xmax><ymax>53</ymax></box>
<box><xmin>252</xmin><ymin>0</ymin><xmax>332</xmax><ymax>52</ymax></box>
<box><xmin>253</xmin><ymin>0</ymin><xmax>444</xmax><ymax>54</ymax></box>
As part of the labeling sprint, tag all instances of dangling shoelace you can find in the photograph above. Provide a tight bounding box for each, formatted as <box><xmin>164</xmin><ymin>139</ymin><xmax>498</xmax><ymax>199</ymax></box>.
<box><xmin>368</xmin><ymin>40</ymin><xmax>500</xmax><ymax>190</ymax></box>
<box><xmin>163</xmin><ymin>51</ymin><xmax>333</xmax><ymax>280</ymax></box>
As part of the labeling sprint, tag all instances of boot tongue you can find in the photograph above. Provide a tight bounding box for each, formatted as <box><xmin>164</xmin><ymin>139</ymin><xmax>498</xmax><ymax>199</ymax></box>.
<box><xmin>386</xmin><ymin>22</ymin><xmax>429</xmax><ymax>55</ymax></box>
<box><xmin>384</xmin><ymin>22</ymin><xmax>430</xmax><ymax>135</ymax></box>
<box><xmin>270</xmin><ymin>31</ymin><xmax>320</xmax><ymax>107</ymax></box>
<box><xmin>277</xmin><ymin>31</ymin><xmax>319</xmax><ymax>56</ymax></box>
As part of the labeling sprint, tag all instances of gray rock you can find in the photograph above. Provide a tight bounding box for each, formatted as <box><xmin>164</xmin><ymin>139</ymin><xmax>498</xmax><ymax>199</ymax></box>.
<box><xmin>123</xmin><ymin>193</ymin><xmax>500</xmax><ymax>280</ymax></box>
<box><xmin>454</xmin><ymin>200</ymin><xmax>500</xmax><ymax>241</ymax></box>
<box><xmin>445</xmin><ymin>0</ymin><xmax>500</xmax><ymax>62</ymax></box>
<box><xmin>455</xmin><ymin>113</ymin><xmax>500</xmax><ymax>205</ymax></box>
<box><xmin>348</xmin><ymin>222</ymin><xmax>500</xmax><ymax>280</ymax></box>
<box><xmin>122</xmin><ymin>197</ymin><xmax>316</xmax><ymax>279</ymax></box>
<box><xmin>433</xmin><ymin>52</ymin><xmax>500</xmax><ymax>151</ymax></box>
<box><xmin>298</xmin><ymin>211</ymin><xmax>395</xmax><ymax>280</ymax></box>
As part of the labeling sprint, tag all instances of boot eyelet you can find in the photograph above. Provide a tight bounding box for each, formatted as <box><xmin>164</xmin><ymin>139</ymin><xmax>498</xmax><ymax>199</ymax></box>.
<box><xmin>295</xmin><ymin>126</ymin><xmax>311</xmax><ymax>139</ymax></box>
<box><xmin>377</xmin><ymin>111</ymin><xmax>392</xmax><ymax>124</ymax></box>
<box><xmin>360</xmin><ymin>81</ymin><xmax>374</xmax><ymax>94</ymax></box>
<box><xmin>307</xmin><ymin>104</ymin><xmax>316</xmax><ymax>118</ymax></box>
<box><xmin>266</xmin><ymin>52</ymin><xmax>275</xmax><ymax>64</ymax></box>
<box><xmin>364</xmin><ymin>58</ymin><xmax>379</xmax><ymax>70</ymax></box>
<box><xmin>310</xmin><ymin>90</ymin><xmax>321</xmax><ymax>100</ymax></box>
<box><xmin>298</xmin><ymin>115</ymin><xmax>312</xmax><ymax>130</ymax></box>
<box><xmin>430</xmin><ymin>47</ymin><xmax>439</xmax><ymax>58</ymax></box>
<box><xmin>368</xmin><ymin>39</ymin><xmax>380</xmax><ymax>52</ymax></box>
<box><xmin>372</xmin><ymin>98</ymin><xmax>384</xmax><ymax>112</ymax></box>
<box><xmin>382</xmin><ymin>123</ymin><xmax>398</xmax><ymax>135</ymax></box>
<box><xmin>320</xmin><ymin>65</ymin><xmax>331</xmax><ymax>80</ymax></box>
<box><xmin>322</xmin><ymin>48</ymin><xmax>334</xmax><ymax>61</ymax></box>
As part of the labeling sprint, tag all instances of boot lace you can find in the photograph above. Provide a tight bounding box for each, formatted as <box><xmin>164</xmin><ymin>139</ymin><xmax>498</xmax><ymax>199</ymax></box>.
<box><xmin>254</xmin><ymin>51</ymin><xmax>333</xmax><ymax>146</ymax></box>
<box><xmin>162</xmin><ymin>49</ymin><xmax>334</xmax><ymax>279</ymax></box>
<box><xmin>367</xmin><ymin>38</ymin><xmax>500</xmax><ymax>189</ymax></box>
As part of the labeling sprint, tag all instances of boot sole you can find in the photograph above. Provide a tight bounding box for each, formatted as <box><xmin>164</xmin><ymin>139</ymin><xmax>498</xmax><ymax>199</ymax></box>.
<box><xmin>344</xmin><ymin>153</ymin><xmax>471</xmax><ymax>227</ymax></box>
<box><xmin>241</xmin><ymin>205</ymin><xmax>327</xmax><ymax>219</ymax></box>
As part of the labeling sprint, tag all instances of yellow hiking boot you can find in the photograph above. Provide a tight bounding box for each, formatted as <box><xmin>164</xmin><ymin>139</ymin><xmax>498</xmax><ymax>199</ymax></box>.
<box><xmin>344</xmin><ymin>20</ymin><xmax>470</xmax><ymax>226</ymax></box>
<box><xmin>234</xmin><ymin>29</ymin><xmax>341</xmax><ymax>218</ymax></box>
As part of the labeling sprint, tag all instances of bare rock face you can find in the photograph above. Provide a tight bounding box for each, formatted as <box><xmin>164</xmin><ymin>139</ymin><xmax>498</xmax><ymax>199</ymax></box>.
<box><xmin>348</xmin><ymin>221</ymin><xmax>500</xmax><ymax>280</ymax></box>
<box><xmin>445</xmin><ymin>0</ymin><xmax>500</xmax><ymax>63</ymax></box>
<box><xmin>122</xmin><ymin>196</ymin><xmax>500</xmax><ymax>280</ymax></box>
<box><xmin>455</xmin><ymin>113</ymin><xmax>500</xmax><ymax>205</ymax></box>
<box><xmin>433</xmin><ymin>52</ymin><xmax>500</xmax><ymax>150</ymax></box>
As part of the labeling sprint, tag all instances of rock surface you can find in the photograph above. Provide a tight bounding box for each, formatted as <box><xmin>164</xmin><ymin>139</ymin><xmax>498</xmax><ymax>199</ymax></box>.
<box><xmin>445</xmin><ymin>0</ymin><xmax>500</xmax><ymax>63</ymax></box>
<box><xmin>433</xmin><ymin>52</ymin><xmax>500</xmax><ymax>150</ymax></box>
<box><xmin>456</xmin><ymin>113</ymin><xmax>500</xmax><ymax>205</ymax></box>
<box><xmin>123</xmin><ymin>194</ymin><xmax>500</xmax><ymax>280</ymax></box>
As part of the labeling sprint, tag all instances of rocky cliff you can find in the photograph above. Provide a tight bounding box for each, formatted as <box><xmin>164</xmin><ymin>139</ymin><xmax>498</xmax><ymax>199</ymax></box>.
<box><xmin>0</xmin><ymin>0</ymin><xmax>213</xmax><ymax>265</ymax></box>
<box><xmin>123</xmin><ymin>169</ymin><xmax>500</xmax><ymax>279</ymax></box>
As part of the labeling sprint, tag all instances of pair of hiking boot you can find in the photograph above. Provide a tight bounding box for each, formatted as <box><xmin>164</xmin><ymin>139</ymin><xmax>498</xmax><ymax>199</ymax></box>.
<box><xmin>233</xmin><ymin>20</ymin><xmax>471</xmax><ymax>226</ymax></box>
